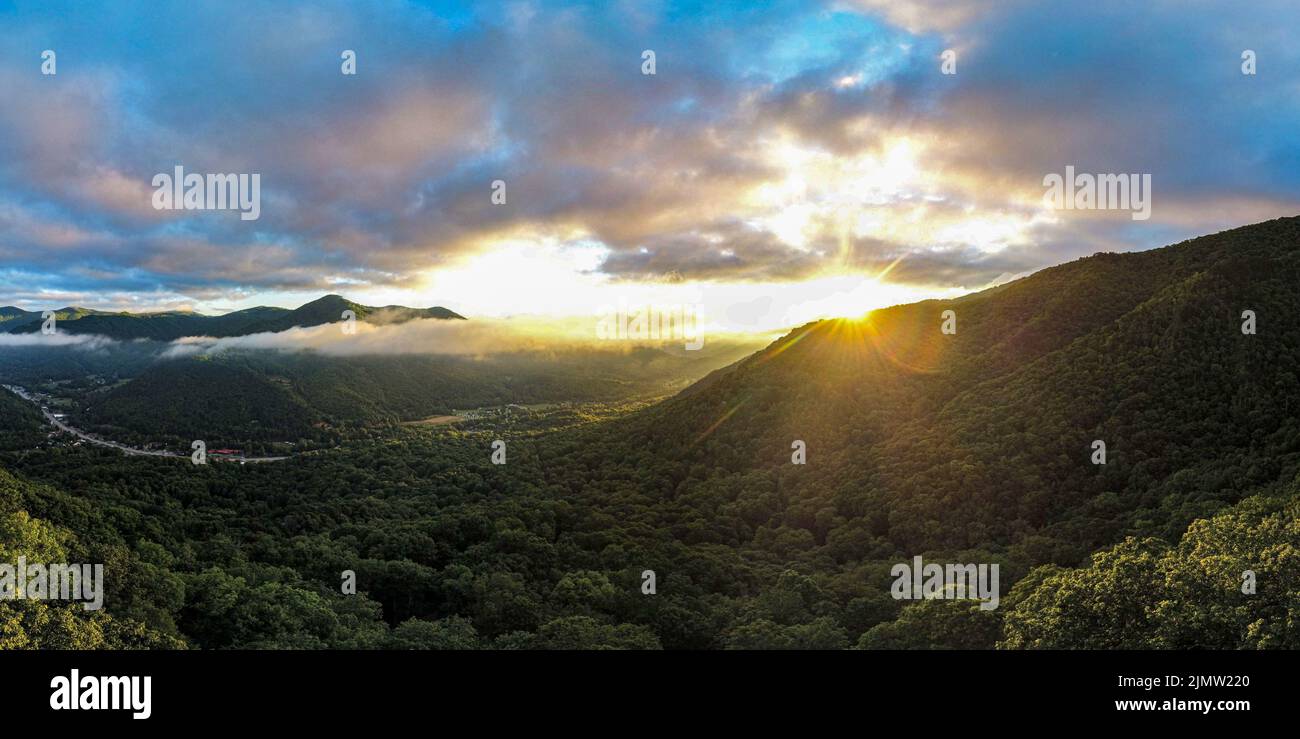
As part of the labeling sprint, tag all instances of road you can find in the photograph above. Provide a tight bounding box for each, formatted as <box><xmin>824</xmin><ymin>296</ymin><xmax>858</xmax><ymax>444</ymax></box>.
<box><xmin>3</xmin><ymin>384</ymin><xmax>289</xmax><ymax>464</ymax></box>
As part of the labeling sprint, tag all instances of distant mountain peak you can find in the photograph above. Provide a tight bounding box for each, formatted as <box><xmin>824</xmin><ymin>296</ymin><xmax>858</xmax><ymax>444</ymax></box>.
<box><xmin>0</xmin><ymin>294</ymin><xmax>465</xmax><ymax>340</ymax></box>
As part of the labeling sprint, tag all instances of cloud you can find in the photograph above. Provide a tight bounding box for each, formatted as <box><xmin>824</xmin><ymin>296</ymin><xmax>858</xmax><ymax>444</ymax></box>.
<box><xmin>843</xmin><ymin>0</ymin><xmax>1018</xmax><ymax>34</ymax></box>
<box><xmin>161</xmin><ymin>314</ymin><xmax>707</xmax><ymax>359</ymax></box>
<box><xmin>1</xmin><ymin>0</ymin><xmax>1299</xmax><ymax>311</ymax></box>
<box><xmin>0</xmin><ymin>332</ymin><xmax>116</xmax><ymax>350</ymax></box>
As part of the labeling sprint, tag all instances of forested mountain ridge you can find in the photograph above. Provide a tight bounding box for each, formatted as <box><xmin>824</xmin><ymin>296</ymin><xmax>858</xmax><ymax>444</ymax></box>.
<box><xmin>0</xmin><ymin>294</ymin><xmax>464</xmax><ymax>341</ymax></box>
<box><xmin>509</xmin><ymin>215</ymin><xmax>1300</xmax><ymax>646</ymax></box>
<box><xmin>613</xmin><ymin>214</ymin><xmax>1300</xmax><ymax>550</ymax></box>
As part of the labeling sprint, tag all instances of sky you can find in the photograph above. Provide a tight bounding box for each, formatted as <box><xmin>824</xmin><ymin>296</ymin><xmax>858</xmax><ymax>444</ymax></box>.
<box><xmin>1</xmin><ymin>0</ymin><xmax>1299</xmax><ymax>333</ymax></box>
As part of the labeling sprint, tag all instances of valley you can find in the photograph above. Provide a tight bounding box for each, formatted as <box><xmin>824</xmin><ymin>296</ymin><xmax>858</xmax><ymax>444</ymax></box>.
<box><xmin>2</xmin><ymin>217</ymin><xmax>1298</xmax><ymax>650</ymax></box>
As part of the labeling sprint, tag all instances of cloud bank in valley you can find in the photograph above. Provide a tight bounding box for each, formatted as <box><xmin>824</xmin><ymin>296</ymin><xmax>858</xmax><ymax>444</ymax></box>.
<box><xmin>0</xmin><ymin>331</ymin><xmax>116</xmax><ymax>350</ymax></box>
<box><xmin>160</xmin><ymin>315</ymin><xmax>760</xmax><ymax>360</ymax></box>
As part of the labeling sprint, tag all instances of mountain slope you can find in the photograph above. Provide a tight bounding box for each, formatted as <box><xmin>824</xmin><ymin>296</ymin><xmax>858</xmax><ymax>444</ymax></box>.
<box><xmin>515</xmin><ymin>215</ymin><xmax>1300</xmax><ymax>647</ymax></box>
<box><xmin>0</xmin><ymin>386</ymin><xmax>45</xmax><ymax>451</ymax></box>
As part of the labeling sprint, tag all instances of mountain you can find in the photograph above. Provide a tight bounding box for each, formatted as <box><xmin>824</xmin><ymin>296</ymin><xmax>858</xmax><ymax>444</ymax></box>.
<box><xmin>0</xmin><ymin>294</ymin><xmax>465</xmax><ymax>341</ymax></box>
<box><xmin>0</xmin><ymin>306</ymin><xmax>43</xmax><ymax>333</ymax></box>
<box><xmin>230</xmin><ymin>295</ymin><xmax>465</xmax><ymax>336</ymax></box>
<box><xmin>505</xmin><ymin>215</ymin><xmax>1300</xmax><ymax>647</ymax></box>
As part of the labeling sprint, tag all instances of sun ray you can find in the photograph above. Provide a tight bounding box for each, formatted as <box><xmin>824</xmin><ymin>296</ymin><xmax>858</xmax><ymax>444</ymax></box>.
<box><xmin>693</xmin><ymin>399</ymin><xmax>747</xmax><ymax>445</ymax></box>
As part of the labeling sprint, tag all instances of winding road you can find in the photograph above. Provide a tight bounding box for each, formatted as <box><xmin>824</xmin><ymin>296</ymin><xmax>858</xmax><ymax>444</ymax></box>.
<box><xmin>4</xmin><ymin>384</ymin><xmax>288</xmax><ymax>463</ymax></box>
